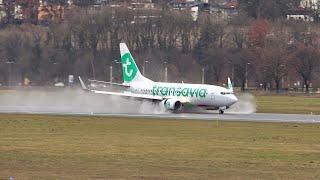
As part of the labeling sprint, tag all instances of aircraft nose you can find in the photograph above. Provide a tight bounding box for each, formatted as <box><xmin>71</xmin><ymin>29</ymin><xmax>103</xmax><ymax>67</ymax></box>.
<box><xmin>229</xmin><ymin>95</ymin><xmax>238</xmax><ymax>105</ymax></box>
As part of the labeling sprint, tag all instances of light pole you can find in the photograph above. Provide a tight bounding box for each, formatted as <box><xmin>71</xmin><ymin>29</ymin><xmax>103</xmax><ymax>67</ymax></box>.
<box><xmin>231</xmin><ymin>65</ymin><xmax>234</xmax><ymax>81</ymax></box>
<box><xmin>245</xmin><ymin>62</ymin><xmax>250</xmax><ymax>89</ymax></box>
<box><xmin>142</xmin><ymin>60</ymin><xmax>149</xmax><ymax>76</ymax></box>
<box><xmin>53</xmin><ymin>62</ymin><xmax>59</xmax><ymax>82</ymax></box>
<box><xmin>201</xmin><ymin>67</ymin><xmax>204</xmax><ymax>84</ymax></box>
<box><xmin>110</xmin><ymin>60</ymin><xmax>119</xmax><ymax>83</ymax></box>
<box><xmin>280</xmin><ymin>64</ymin><xmax>285</xmax><ymax>89</ymax></box>
<box><xmin>6</xmin><ymin>61</ymin><xmax>14</xmax><ymax>87</ymax></box>
<box><xmin>109</xmin><ymin>65</ymin><xmax>113</xmax><ymax>82</ymax></box>
<box><xmin>164</xmin><ymin>61</ymin><xmax>167</xmax><ymax>82</ymax></box>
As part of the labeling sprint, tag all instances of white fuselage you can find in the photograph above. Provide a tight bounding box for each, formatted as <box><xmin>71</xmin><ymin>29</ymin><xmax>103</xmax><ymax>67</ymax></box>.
<box><xmin>128</xmin><ymin>82</ymin><xmax>237</xmax><ymax>108</ymax></box>
<box><xmin>79</xmin><ymin>43</ymin><xmax>238</xmax><ymax>113</ymax></box>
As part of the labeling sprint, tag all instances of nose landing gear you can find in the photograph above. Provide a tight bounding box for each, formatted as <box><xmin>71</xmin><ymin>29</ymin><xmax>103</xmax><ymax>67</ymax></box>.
<box><xmin>219</xmin><ymin>110</ymin><xmax>224</xmax><ymax>114</ymax></box>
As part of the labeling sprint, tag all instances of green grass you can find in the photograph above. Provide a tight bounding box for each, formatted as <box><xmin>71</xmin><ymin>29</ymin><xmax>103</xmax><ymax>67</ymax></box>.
<box><xmin>1</xmin><ymin>114</ymin><xmax>320</xmax><ymax>179</ymax></box>
<box><xmin>256</xmin><ymin>95</ymin><xmax>320</xmax><ymax>114</ymax></box>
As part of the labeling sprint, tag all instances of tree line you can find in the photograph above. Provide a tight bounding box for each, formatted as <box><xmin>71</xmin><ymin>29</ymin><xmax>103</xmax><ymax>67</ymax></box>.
<box><xmin>0</xmin><ymin>6</ymin><xmax>319</xmax><ymax>92</ymax></box>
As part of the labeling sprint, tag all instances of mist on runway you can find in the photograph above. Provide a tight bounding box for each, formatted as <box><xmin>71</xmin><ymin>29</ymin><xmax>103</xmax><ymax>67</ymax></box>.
<box><xmin>228</xmin><ymin>93</ymin><xmax>256</xmax><ymax>114</ymax></box>
<box><xmin>0</xmin><ymin>88</ymin><xmax>166</xmax><ymax>114</ymax></box>
<box><xmin>0</xmin><ymin>89</ymin><xmax>256</xmax><ymax>115</ymax></box>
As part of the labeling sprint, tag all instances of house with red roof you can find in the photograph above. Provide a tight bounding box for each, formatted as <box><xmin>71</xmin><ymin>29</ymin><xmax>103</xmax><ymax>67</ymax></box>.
<box><xmin>210</xmin><ymin>1</ymin><xmax>239</xmax><ymax>20</ymax></box>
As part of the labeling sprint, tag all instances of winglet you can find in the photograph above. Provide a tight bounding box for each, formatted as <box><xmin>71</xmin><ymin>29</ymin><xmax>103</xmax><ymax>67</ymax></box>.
<box><xmin>78</xmin><ymin>76</ymin><xmax>88</xmax><ymax>90</ymax></box>
<box><xmin>227</xmin><ymin>77</ymin><xmax>233</xmax><ymax>92</ymax></box>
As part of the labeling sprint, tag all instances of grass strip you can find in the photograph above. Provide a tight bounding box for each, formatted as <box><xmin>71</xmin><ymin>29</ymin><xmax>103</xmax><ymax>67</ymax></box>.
<box><xmin>0</xmin><ymin>114</ymin><xmax>320</xmax><ymax>179</ymax></box>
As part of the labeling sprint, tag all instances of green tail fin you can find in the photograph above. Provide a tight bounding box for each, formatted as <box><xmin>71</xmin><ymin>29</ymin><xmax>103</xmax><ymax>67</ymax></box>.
<box><xmin>119</xmin><ymin>43</ymin><xmax>154</xmax><ymax>83</ymax></box>
<box><xmin>227</xmin><ymin>77</ymin><xmax>233</xmax><ymax>92</ymax></box>
<box><xmin>120</xmin><ymin>43</ymin><xmax>140</xmax><ymax>83</ymax></box>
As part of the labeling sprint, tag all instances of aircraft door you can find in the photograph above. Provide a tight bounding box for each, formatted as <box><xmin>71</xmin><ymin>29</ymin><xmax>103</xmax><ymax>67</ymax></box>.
<box><xmin>210</xmin><ymin>89</ymin><xmax>215</xmax><ymax>100</ymax></box>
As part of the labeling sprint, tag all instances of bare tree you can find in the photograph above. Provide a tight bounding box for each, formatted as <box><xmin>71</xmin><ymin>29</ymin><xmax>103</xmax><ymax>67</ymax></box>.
<box><xmin>260</xmin><ymin>47</ymin><xmax>289</xmax><ymax>92</ymax></box>
<box><xmin>216</xmin><ymin>21</ymin><xmax>227</xmax><ymax>49</ymax></box>
<box><xmin>177</xmin><ymin>11</ymin><xmax>194</xmax><ymax>53</ymax></box>
<box><xmin>70</xmin><ymin>8</ymin><xmax>107</xmax><ymax>79</ymax></box>
<box><xmin>259</xmin><ymin>23</ymin><xmax>290</xmax><ymax>92</ymax></box>
<box><xmin>204</xmin><ymin>48</ymin><xmax>227</xmax><ymax>84</ymax></box>
<box><xmin>231</xmin><ymin>26</ymin><xmax>247</xmax><ymax>49</ymax></box>
<box><xmin>0</xmin><ymin>26</ymin><xmax>37</xmax><ymax>84</ymax></box>
<box><xmin>194</xmin><ymin>15</ymin><xmax>218</xmax><ymax>62</ymax></box>
<box><xmin>1</xmin><ymin>0</ymin><xmax>15</xmax><ymax>25</ymax></box>
<box><xmin>230</xmin><ymin>48</ymin><xmax>251</xmax><ymax>90</ymax></box>
<box><xmin>292</xmin><ymin>44</ymin><xmax>320</xmax><ymax>93</ymax></box>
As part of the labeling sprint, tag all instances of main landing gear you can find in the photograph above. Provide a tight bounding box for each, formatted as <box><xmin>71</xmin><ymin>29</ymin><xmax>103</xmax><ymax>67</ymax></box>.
<box><xmin>219</xmin><ymin>110</ymin><xmax>224</xmax><ymax>114</ymax></box>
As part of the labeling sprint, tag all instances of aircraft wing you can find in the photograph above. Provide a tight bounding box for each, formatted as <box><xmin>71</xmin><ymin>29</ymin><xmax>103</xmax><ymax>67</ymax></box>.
<box><xmin>79</xmin><ymin>76</ymin><xmax>163</xmax><ymax>101</ymax></box>
<box><xmin>88</xmin><ymin>79</ymin><xmax>130</xmax><ymax>87</ymax></box>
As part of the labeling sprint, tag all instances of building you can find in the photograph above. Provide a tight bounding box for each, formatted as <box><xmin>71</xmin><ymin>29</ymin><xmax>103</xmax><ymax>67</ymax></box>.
<box><xmin>170</xmin><ymin>0</ymin><xmax>208</xmax><ymax>10</ymax></box>
<box><xmin>169</xmin><ymin>0</ymin><xmax>210</xmax><ymax>21</ymax></box>
<box><xmin>129</xmin><ymin>0</ymin><xmax>154</xmax><ymax>9</ymax></box>
<box><xmin>287</xmin><ymin>7</ymin><xmax>314</xmax><ymax>22</ymax></box>
<box><xmin>301</xmin><ymin>0</ymin><xmax>320</xmax><ymax>10</ymax></box>
<box><xmin>210</xmin><ymin>1</ymin><xmax>239</xmax><ymax>20</ymax></box>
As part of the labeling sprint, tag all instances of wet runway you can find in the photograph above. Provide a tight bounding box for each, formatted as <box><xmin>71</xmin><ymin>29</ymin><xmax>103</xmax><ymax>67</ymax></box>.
<box><xmin>97</xmin><ymin>112</ymin><xmax>320</xmax><ymax>123</ymax></box>
<box><xmin>0</xmin><ymin>89</ymin><xmax>318</xmax><ymax>123</ymax></box>
<box><xmin>0</xmin><ymin>105</ymin><xmax>319</xmax><ymax>123</ymax></box>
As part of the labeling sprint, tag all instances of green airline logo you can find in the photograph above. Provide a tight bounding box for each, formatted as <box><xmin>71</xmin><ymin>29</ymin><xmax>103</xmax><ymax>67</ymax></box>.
<box><xmin>152</xmin><ymin>85</ymin><xmax>207</xmax><ymax>98</ymax></box>
<box><xmin>121</xmin><ymin>53</ymin><xmax>137</xmax><ymax>83</ymax></box>
<box><xmin>165</xmin><ymin>101</ymin><xmax>170</xmax><ymax>107</ymax></box>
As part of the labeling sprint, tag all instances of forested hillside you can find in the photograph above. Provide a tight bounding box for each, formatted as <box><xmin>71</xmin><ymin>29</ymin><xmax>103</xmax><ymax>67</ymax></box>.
<box><xmin>0</xmin><ymin>1</ymin><xmax>319</xmax><ymax>92</ymax></box>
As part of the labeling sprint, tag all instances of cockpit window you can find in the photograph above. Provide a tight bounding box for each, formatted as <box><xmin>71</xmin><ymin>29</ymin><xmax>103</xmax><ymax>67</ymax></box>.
<box><xmin>221</xmin><ymin>92</ymin><xmax>233</xmax><ymax>95</ymax></box>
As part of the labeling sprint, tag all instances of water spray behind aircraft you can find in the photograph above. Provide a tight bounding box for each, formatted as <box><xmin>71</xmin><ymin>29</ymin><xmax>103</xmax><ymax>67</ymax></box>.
<box><xmin>0</xmin><ymin>88</ymin><xmax>256</xmax><ymax>115</ymax></box>
<box><xmin>0</xmin><ymin>88</ymin><xmax>166</xmax><ymax>115</ymax></box>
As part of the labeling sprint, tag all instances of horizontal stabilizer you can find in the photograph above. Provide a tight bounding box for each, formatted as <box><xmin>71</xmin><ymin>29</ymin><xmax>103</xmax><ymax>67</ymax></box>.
<box><xmin>88</xmin><ymin>79</ymin><xmax>130</xmax><ymax>87</ymax></box>
<box><xmin>78</xmin><ymin>76</ymin><xmax>88</xmax><ymax>90</ymax></box>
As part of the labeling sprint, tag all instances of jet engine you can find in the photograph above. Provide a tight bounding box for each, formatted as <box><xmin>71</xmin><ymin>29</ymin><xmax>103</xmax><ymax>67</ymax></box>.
<box><xmin>162</xmin><ymin>99</ymin><xmax>182</xmax><ymax>111</ymax></box>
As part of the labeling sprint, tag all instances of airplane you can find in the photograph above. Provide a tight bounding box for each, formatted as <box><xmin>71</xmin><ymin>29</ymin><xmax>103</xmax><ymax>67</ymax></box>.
<box><xmin>78</xmin><ymin>43</ymin><xmax>237</xmax><ymax>114</ymax></box>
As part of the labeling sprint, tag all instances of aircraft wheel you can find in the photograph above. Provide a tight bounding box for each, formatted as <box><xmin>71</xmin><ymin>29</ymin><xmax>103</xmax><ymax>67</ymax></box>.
<box><xmin>219</xmin><ymin>110</ymin><xmax>224</xmax><ymax>114</ymax></box>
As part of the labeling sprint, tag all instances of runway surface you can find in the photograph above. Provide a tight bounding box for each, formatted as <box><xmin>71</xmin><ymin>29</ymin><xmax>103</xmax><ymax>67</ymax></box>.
<box><xmin>98</xmin><ymin>112</ymin><xmax>320</xmax><ymax>123</ymax></box>
<box><xmin>0</xmin><ymin>105</ymin><xmax>319</xmax><ymax>123</ymax></box>
<box><xmin>0</xmin><ymin>89</ymin><xmax>318</xmax><ymax>123</ymax></box>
